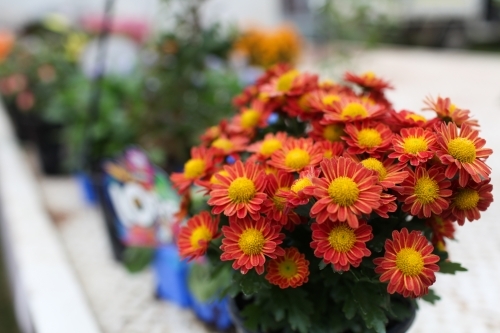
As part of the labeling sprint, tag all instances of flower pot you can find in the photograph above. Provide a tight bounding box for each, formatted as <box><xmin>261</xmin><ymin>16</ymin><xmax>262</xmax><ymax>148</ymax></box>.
<box><xmin>35</xmin><ymin>121</ymin><xmax>64</xmax><ymax>175</ymax></box>
<box><xmin>76</xmin><ymin>172</ymin><xmax>98</xmax><ymax>205</ymax></box>
<box><xmin>153</xmin><ymin>244</ymin><xmax>191</xmax><ymax>308</ymax></box>
<box><xmin>227</xmin><ymin>294</ymin><xmax>416</xmax><ymax>333</ymax></box>
<box><xmin>190</xmin><ymin>296</ymin><xmax>233</xmax><ymax>331</ymax></box>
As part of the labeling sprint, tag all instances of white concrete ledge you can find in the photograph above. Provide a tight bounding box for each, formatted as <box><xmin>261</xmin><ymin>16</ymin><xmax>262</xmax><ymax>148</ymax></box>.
<box><xmin>0</xmin><ymin>103</ymin><xmax>101</xmax><ymax>333</ymax></box>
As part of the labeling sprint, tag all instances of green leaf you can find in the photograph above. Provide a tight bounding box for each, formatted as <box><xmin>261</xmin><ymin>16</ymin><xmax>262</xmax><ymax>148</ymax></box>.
<box><xmin>237</xmin><ymin>270</ymin><xmax>269</xmax><ymax>296</ymax></box>
<box><xmin>342</xmin><ymin>297</ymin><xmax>357</xmax><ymax>320</ymax></box>
<box><xmin>318</xmin><ymin>260</ymin><xmax>328</xmax><ymax>270</ymax></box>
<box><xmin>422</xmin><ymin>289</ymin><xmax>441</xmax><ymax>304</ymax></box>
<box><xmin>438</xmin><ymin>261</ymin><xmax>467</xmax><ymax>274</ymax></box>
<box><xmin>241</xmin><ymin>303</ymin><xmax>262</xmax><ymax>331</ymax></box>
<box><xmin>123</xmin><ymin>247</ymin><xmax>154</xmax><ymax>273</ymax></box>
<box><xmin>351</xmin><ymin>282</ymin><xmax>389</xmax><ymax>333</ymax></box>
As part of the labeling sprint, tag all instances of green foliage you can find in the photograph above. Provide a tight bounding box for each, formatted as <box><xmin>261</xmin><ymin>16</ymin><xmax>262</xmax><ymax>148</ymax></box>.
<box><xmin>422</xmin><ymin>289</ymin><xmax>441</xmax><ymax>304</ymax></box>
<box><xmin>438</xmin><ymin>261</ymin><xmax>468</xmax><ymax>274</ymax></box>
<box><xmin>123</xmin><ymin>247</ymin><xmax>155</xmax><ymax>273</ymax></box>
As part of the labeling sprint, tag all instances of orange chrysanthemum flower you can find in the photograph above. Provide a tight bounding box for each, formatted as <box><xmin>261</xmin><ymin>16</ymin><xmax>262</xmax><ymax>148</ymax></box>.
<box><xmin>265</xmin><ymin>247</ymin><xmax>310</xmax><ymax>288</ymax></box>
<box><xmin>322</xmin><ymin>96</ymin><xmax>386</xmax><ymax>124</ymax></box>
<box><xmin>247</xmin><ymin>132</ymin><xmax>288</xmax><ymax>161</ymax></box>
<box><xmin>171</xmin><ymin>146</ymin><xmax>217</xmax><ymax>194</ymax></box>
<box><xmin>207</xmin><ymin>160</ymin><xmax>267</xmax><ymax>220</ymax></box>
<box><xmin>227</xmin><ymin>100</ymin><xmax>272</xmax><ymax>136</ymax></box>
<box><xmin>425</xmin><ymin>214</ymin><xmax>456</xmax><ymax>248</ymax></box>
<box><xmin>343</xmin><ymin>121</ymin><xmax>393</xmax><ymax>156</ymax></box>
<box><xmin>210</xmin><ymin>135</ymin><xmax>249</xmax><ymax>157</ymax></box>
<box><xmin>261</xmin><ymin>69</ymin><xmax>318</xmax><ymax>98</ymax></box>
<box><xmin>423</xmin><ymin>96</ymin><xmax>479</xmax><ymax>128</ymax></box>
<box><xmin>311</xmin><ymin>220</ymin><xmax>372</xmax><ymax>271</ymax></box>
<box><xmin>310</xmin><ymin>157</ymin><xmax>382</xmax><ymax>228</ymax></box>
<box><xmin>400</xmin><ymin>165</ymin><xmax>452</xmax><ymax>219</ymax></box>
<box><xmin>357</xmin><ymin>157</ymin><xmax>408</xmax><ymax>190</ymax></box>
<box><xmin>178</xmin><ymin>211</ymin><xmax>220</xmax><ymax>261</ymax></box>
<box><xmin>307</xmin><ymin>86</ymin><xmax>354</xmax><ymax>113</ymax></box>
<box><xmin>309</xmin><ymin>121</ymin><xmax>345</xmax><ymax>143</ymax></box>
<box><xmin>373</xmin><ymin>193</ymin><xmax>398</xmax><ymax>218</ymax></box>
<box><xmin>388</xmin><ymin>109</ymin><xmax>429</xmax><ymax>130</ymax></box>
<box><xmin>220</xmin><ymin>216</ymin><xmax>285</xmax><ymax>274</ymax></box>
<box><xmin>279</xmin><ymin>166</ymin><xmax>319</xmax><ymax>207</ymax></box>
<box><xmin>261</xmin><ymin>171</ymin><xmax>301</xmax><ymax>226</ymax></box>
<box><xmin>269</xmin><ymin>137</ymin><xmax>323</xmax><ymax>173</ymax></box>
<box><xmin>435</xmin><ymin>122</ymin><xmax>492</xmax><ymax>187</ymax></box>
<box><xmin>389</xmin><ymin>127</ymin><xmax>437</xmax><ymax>166</ymax></box>
<box><xmin>374</xmin><ymin>228</ymin><xmax>440</xmax><ymax>298</ymax></box>
<box><xmin>195</xmin><ymin>168</ymin><xmax>230</xmax><ymax>195</ymax></box>
<box><xmin>314</xmin><ymin>141</ymin><xmax>344</xmax><ymax>159</ymax></box>
<box><xmin>445</xmin><ymin>179</ymin><xmax>493</xmax><ymax>226</ymax></box>
<box><xmin>344</xmin><ymin>71</ymin><xmax>393</xmax><ymax>91</ymax></box>
<box><xmin>283</xmin><ymin>91</ymin><xmax>319</xmax><ymax>120</ymax></box>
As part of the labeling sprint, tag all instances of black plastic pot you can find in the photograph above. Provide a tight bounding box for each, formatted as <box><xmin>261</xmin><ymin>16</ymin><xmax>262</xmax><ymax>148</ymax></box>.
<box><xmin>5</xmin><ymin>107</ymin><xmax>39</xmax><ymax>143</ymax></box>
<box><xmin>227</xmin><ymin>294</ymin><xmax>416</xmax><ymax>333</ymax></box>
<box><xmin>35</xmin><ymin>121</ymin><xmax>64</xmax><ymax>175</ymax></box>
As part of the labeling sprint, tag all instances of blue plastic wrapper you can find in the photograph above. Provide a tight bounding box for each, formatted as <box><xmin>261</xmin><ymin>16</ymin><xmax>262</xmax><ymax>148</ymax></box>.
<box><xmin>191</xmin><ymin>296</ymin><xmax>232</xmax><ymax>331</ymax></box>
<box><xmin>76</xmin><ymin>172</ymin><xmax>97</xmax><ymax>205</ymax></box>
<box><xmin>153</xmin><ymin>244</ymin><xmax>191</xmax><ymax>308</ymax></box>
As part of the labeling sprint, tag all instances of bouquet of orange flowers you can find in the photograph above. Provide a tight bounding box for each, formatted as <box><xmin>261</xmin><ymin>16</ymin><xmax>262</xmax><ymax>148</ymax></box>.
<box><xmin>171</xmin><ymin>64</ymin><xmax>493</xmax><ymax>333</ymax></box>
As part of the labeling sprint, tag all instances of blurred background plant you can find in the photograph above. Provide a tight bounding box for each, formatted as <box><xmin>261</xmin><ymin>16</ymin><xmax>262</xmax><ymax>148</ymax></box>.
<box><xmin>143</xmin><ymin>0</ymin><xmax>242</xmax><ymax>172</ymax></box>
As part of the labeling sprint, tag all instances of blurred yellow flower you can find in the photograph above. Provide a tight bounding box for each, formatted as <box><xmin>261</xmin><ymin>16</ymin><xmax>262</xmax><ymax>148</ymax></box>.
<box><xmin>234</xmin><ymin>25</ymin><xmax>301</xmax><ymax>68</ymax></box>
<box><xmin>65</xmin><ymin>33</ymin><xmax>89</xmax><ymax>62</ymax></box>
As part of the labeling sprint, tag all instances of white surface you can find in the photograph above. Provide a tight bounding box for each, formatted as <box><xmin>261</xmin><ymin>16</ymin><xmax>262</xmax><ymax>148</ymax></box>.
<box><xmin>0</xmin><ymin>105</ymin><xmax>101</xmax><ymax>332</ymax></box>
<box><xmin>40</xmin><ymin>178</ymin><xmax>216</xmax><ymax>333</ymax></box>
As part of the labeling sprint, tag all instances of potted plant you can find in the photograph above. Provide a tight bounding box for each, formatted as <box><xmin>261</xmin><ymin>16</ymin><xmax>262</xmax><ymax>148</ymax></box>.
<box><xmin>171</xmin><ymin>64</ymin><xmax>493</xmax><ymax>333</ymax></box>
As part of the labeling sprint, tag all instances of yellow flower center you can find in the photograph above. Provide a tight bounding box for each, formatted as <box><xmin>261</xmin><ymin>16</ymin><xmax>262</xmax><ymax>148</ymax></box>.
<box><xmin>190</xmin><ymin>225</ymin><xmax>212</xmax><ymax>249</ymax></box>
<box><xmin>405</xmin><ymin>114</ymin><xmax>426</xmax><ymax>122</ymax></box>
<box><xmin>258</xmin><ymin>92</ymin><xmax>269</xmax><ymax>101</ymax></box>
<box><xmin>328</xmin><ymin>176</ymin><xmax>359</xmax><ymax>207</ymax></box>
<box><xmin>447</xmin><ymin>137</ymin><xmax>476</xmax><ymax>163</ymax></box>
<box><xmin>212</xmin><ymin>138</ymin><xmax>233</xmax><ymax>152</ymax></box>
<box><xmin>291</xmin><ymin>178</ymin><xmax>313</xmax><ymax>193</ymax></box>
<box><xmin>323</xmin><ymin>124</ymin><xmax>344</xmax><ymax>142</ymax></box>
<box><xmin>357</xmin><ymin>128</ymin><xmax>383</xmax><ymax>148</ymax></box>
<box><xmin>184</xmin><ymin>158</ymin><xmax>206</xmax><ymax>179</ymax></box>
<box><xmin>361</xmin><ymin>158</ymin><xmax>387</xmax><ymax>181</ymax></box>
<box><xmin>395</xmin><ymin>248</ymin><xmax>424</xmax><ymax>277</ymax></box>
<box><xmin>402</xmin><ymin>136</ymin><xmax>428</xmax><ymax>154</ymax></box>
<box><xmin>285</xmin><ymin>148</ymin><xmax>311</xmax><ymax>170</ymax></box>
<box><xmin>328</xmin><ymin>224</ymin><xmax>356</xmax><ymax>253</ymax></box>
<box><xmin>210</xmin><ymin>170</ymin><xmax>229</xmax><ymax>184</ymax></box>
<box><xmin>298</xmin><ymin>93</ymin><xmax>311</xmax><ymax>111</ymax></box>
<box><xmin>362</xmin><ymin>71</ymin><xmax>376</xmax><ymax>80</ymax></box>
<box><xmin>277</xmin><ymin>70</ymin><xmax>299</xmax><ymax>92</ymax></box>
<box><xmin>228</xmin><ymin>177</ymin><xmax>256</xmax><ymax>204</ymax></box>
<box><xmin>241</xmin><ymin>109</ymin><xmax>260</xmax><ymax>129</ymax></box>
<box><xmin>260</xmin><ymin>138</ymin><xmax>282</xmax><ymax>156</ymax></box>
<box><xmin>449</xmin><ymin>103</ymin><xmax>457</xmax><ymax>114</ymax></box>
<box><xmin>341</xmin><ymin>102</ymin><xmax>368</xmax><ymax>120</ymax></box>
<box><xmin>238</xmin><ymin>228</ymin><xmax>265</xmax><ymax>255</ymax></box>
<box><xmin>414</xmin><ymin>176</ymin><xmax>439</xmax><ymax>204</ymax></box>
<box><xmin>453</xmin><ymin>188</ymin><xmax>480</xmax><ymax>210</ymax></box>
<box><xmin>265</xmin><ymin>166</ymin><xmax>277</xmax><ymax>175</ymax></box>
<box><xmin>322</xmin><ymin>94</ymin><xmax>340</xmax><ymax>106</ymax></box>
<box><xmin>272</xmin><ymin>187</ymin><xmax>289</xmax><ymax>211</ymax></box>
<box><xmin>278</xmin><ymin>259</ymin><xmax>298</xmax><ymax>278</ymax></box>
